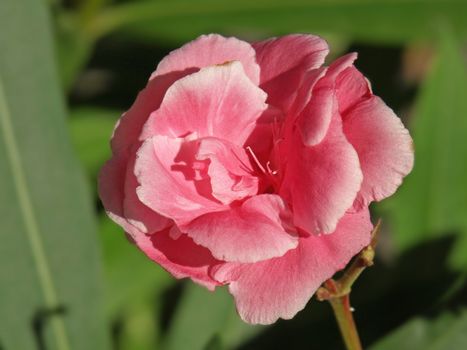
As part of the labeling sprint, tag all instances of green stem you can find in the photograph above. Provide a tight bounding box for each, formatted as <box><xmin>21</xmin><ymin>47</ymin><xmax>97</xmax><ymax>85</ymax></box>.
<box><xmin>329</xmin><ymin>294</ymin><xmax>362</xmax><ymax>350</ymax></box>
<box><xmin>316</xmin><ymin>220</ymin><xmax>381</xmax><ymax>350</ymax></box>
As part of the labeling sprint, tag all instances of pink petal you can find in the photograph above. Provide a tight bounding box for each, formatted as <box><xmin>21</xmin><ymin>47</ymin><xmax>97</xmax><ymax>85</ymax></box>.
<box><xmin>253</xmin><ymin>34</ymin><xmax>329</xmax><ymax>112</ymax></box>
<box><xmin>184</xmin><ymin>194</ymin><xmax>298</xmax><ymax>263</ymax></box>
<box><xmin>135</xmin><ymin>135</ymin><xmax>224</xmax><ymax>225</ymax></box>
<box><xmin>142</xmin><ymin>62</ymin><xmax>268</xmax><ymax>146</ymax></box>
<box><xmin>213</xmin><ymin>209</ymin><xmax>373</xmax><ymax>324</ymax></box>
<box><xmin>111</xmin><ymin>72</ymin><xmax>185</xmax><ymax>154</ymax></box>
<box><xmin>296</xmin><ymin>87</ymin><xmax>334</xmax><ymax>146</ymax></box>
<box><xmin>152</xmin><ymin>34</ymin><xmax>260</xmax><ymax>85</ymax></box>
<box><xmin>320</xmin><ymin>53</ymin><xmax>358</xmax><ymax>86</ymax></box>
<box><xmin>280</xmin><ymin>101</ymin><xmax>363</xmax><ymax>234</ymax></box>
<box><xmin>335</xmin><ymin>66</ymin><xmax>372</xmax><ymax>115</ymax></box>
<box><xmin>123</xmin><ymin>151</ymin><xmax>170</xmax><ymax>234</ymax></box>
<box><xmin>244</xmin><ymin>105</ymin><xmax>285</xmax><ymax>167</ymax></box>
<box><xmin>343</xmin><ymin>96</ymin><xmax>414</xmax><ymax>208</ymax></box>
<box><xmin>132</xmin><ymin>226</ymin><xmax>222</xmax><ymax>290</ymax></box>
<box><xmin>291</xmin><ymin>67</ymin><xmax>328</xmax><ymax>117</ymax></box>
<box><xmin>98</xmin><ymin>151</ymin><xmax>169</xmax><ymax>237</ymax></box>
<box><xmin>291</xmin><ymin>53</ymin><xmax>360</xmax><ymax>147</ymax></box>
<box><xmin>196</xmin><ymin>137</ymin><xmax>259</xmax><ymax>204</ymax></box>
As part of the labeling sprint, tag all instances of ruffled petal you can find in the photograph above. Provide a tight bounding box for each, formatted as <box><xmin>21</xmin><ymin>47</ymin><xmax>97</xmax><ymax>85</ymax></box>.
<box><xmin>98</xmin><ymin>151</ymin><xmax>169</xmax><ymax>237</ymax></box>
<box><xmin>335</xmin><ymin>66</ymin><xmax>372</xmax><ymax>115</ymax></box>
<box><xmin>196</xmin><ymin>137</ymin><xmax>259</xmax><ymax>204</ymax></box>
<box><xmin>132</xmin><ymin>227</ymin><xmax>222</xmax><ymax>290</ymax></box>
<box><xmin>289</xmin><ymin>53</ymin><xmax>360</xmax><ymax>147</ymax></box>
<box><xmin>280</xmin><ymin>99</ymin><xmax>363</xmax><ymax>234</ymax></box>
<box><xmin>152</xmin><ymin>34</ymin><xmax>260</xmax><ymax>85</ymax></box>
<box><xmin>185</xmin><ymin>194</ymin><xmax>298</xmax><ymax>263</ymax></box>
<box><xmin>135</xmin><ymin>135</ymin><xmax>224</xmax><ymax>225</ymax></box>
<box><xmin>122</xmin><ymin>152</ymin><xmax>170</xmax><ymax>234</ymax></box>
<box><xmin>142</xmin><ymin>62</ymin><xmax>267</xmax><ymax>146</ymax></box>
<box><xmin>253</xmin><ymin>34</ymin><xmax>329</xmax><ymax>112</ymax></box>
<box><xmin>343</xmin><ymin>96</ymin><xmax>414</xmax><ymax>208</ymax></box>
<box><xmin>296</xmin><ymin>87</ymin><xmax>334</xmax><ymax>146</ymax></box>
<box><xmin>213</xmin><ymin>209</ymin><xmax>373</xmax><ymax>324</ymax></box>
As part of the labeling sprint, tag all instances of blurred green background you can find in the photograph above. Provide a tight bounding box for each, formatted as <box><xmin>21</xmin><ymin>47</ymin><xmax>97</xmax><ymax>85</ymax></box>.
<box><xmin>1</xmin><ymin>0</ymin><xmax>467</xmax><ymax>349</ymax></box>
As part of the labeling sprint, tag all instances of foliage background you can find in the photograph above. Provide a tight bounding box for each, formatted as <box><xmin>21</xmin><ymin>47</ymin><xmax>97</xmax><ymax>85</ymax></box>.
<box><xmin>1</xmin><ymin>0</ymin><xmax>467</xmax><ymax>349</ymax></box>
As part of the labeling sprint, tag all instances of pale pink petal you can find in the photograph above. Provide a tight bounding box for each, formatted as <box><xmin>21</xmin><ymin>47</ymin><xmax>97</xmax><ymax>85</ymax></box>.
<box><xmin>253</xmin><ymin>34</ymin><xmax>329</xmax><ymax>112</ymax></box>
<box><xmin>196</xmin><ymin>137</ymin><xmax>259</xmax><ymax>204</ymax></box>
<box><xmin>213</xmin><ymin>209</ymin><xmax>373</xmax><ymax>324</ymax></box>
<box><xmin>111</xmin><ymin>72</ymin><xmax>185</xmax><ymax>154</ymax></box>
<box><xmin>142</xmin><ymin>62</ymin><xmax>268</xmax><ymax>146</ymax></box>
<box><xmin>184</xmin><ymin>194</ymin><xmax>298</xmax><ymax>263</ymax></box>
<box><xmin>132</xmin><ymin>227</ymin><xmax>222</xmax><ymax>290</ymax></box>
<box><xmin>152</xmin><ymin>34</ymin><xmax>260</xmax><ymax>84</ymax></box>
<box><xmin>98</xmin><ymin>152</ymin><xmax>169</xmax><ymax>237</ymax></box>
<box><xmin>135</xmin><ymin>135</ymin><xmax>224</xmax><ymax>225</ymax></box>
<box><xmin>280</xmin><ymin>101</ymin><xmax>363</xmax><ymax>234</ymax></box>
<box><xmin>343</xmin><ymin>96</ymin><xmax>414</xmax><ymax>208</ymax></box>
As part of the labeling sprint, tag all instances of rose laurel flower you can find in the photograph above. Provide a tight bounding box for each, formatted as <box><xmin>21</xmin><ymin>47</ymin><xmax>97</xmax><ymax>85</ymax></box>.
<box><xmin>98</xmin><ymin>34</ymin><xmax>414</xmax><ymax>324</ymax></box>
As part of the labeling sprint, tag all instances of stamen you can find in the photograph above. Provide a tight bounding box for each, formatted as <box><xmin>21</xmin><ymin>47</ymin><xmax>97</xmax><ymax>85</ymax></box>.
<box><xmin>266</xmin><ymin>161</ymin><xmax>278</xmax><ymax>175</ymax></box>
<box><xmin>246</xmin><ymin>146</ymin><xmax>266</xmax><ymax>174</ymax></box>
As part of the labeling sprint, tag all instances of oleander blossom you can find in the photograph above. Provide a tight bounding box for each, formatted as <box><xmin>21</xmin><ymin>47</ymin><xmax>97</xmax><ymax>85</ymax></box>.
<box><xmin>99</xmin><ymin>34</ymin><xmax>414</xmax><ymax>324</ymax></box>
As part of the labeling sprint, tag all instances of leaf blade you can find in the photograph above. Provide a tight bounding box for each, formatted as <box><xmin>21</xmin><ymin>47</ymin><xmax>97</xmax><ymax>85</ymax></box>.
<box><xmin>0</xmin><ymin>0</ymin><xmax>110</xmax><ymax>349</ymax></box>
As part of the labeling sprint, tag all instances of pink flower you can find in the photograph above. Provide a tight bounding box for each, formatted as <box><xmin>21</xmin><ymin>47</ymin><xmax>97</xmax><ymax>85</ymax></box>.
<box><xmin>99</xmin><ymin>34</ymin><xmax>414</xmax><ymax>324</ymax></box>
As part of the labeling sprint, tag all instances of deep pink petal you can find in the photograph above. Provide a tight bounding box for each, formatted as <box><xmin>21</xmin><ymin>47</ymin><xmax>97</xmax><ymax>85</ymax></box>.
<box><xmin>152</xmin><ymin>34</ymin><xmax>260</xmax><ymax>84</ymax></box>
<box><xmin>320</xmin><ymin>53</ymin><xmax>358</xmax><ymax>87</ymax></box>
<box><xmin>335</xmin><ymin>66</ymin><xmax>372</xmax><ymax>115</ymax></box>
<box><xmin>135</xmin><ymin>135</ymin><xmax>224</xmax><ymax>225</ymax></box>
<box><xmin>184</xmin><ymin>194</ymin><xmax>298</xmax><ymax>263</ymax></box>
<box><xmin>291</xmin><ymin>67</ymin><xmax>328</xmax><ymax>117</ymax></box>
<box><xmin>213</xmin><ymin>209</ymin><xmax>373</xmax><ymax>324</ymax></box>
<box><xmin>288</xmin><ymin>53</ymin><xmax>360</xmax><ymax>147</ymax></box>
<box><xmin>132</xmin><ymin>227</ymin><xmax>222</xmax><ymax>290</ymax></box>
<box><xmin>98</xmin><ymin>152</ymin><xmax>169</xmax><ymax>237</ymax></box>
<box><xmin>142</xmin><ymin>62</ymin><xmax>267</xmax><ymax>146</ymax></box>
<box><xmin>292</xmin><ymin>53</ymin><xmax>358</xmax><ymax>116</ymax></box>
<box><xmin>280</xmin><ymin>100</ymin><xmax>363</xmax><ymax>234</ymax></box>
<box><xmin>343</xmin><ymin>96</ymin><xmax>414</xmax><ymax>208</ymax></box>
<box><xmin>296</xmin><ymin>87</ymin><xmax>334</xmax><ymax>146</ymax></box>
<box><xmin>253</xmin><ymin>34</ymin><xmax>329</xmax><ymax>112</ymax></box>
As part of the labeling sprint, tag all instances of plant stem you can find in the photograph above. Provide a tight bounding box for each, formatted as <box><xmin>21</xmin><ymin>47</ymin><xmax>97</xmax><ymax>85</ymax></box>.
<box><xmin>329</xmin><ymin>293</ymin><xmax>362</xmax><ymax>350</ymax></box>
<box><xmin>316</xmin><ymin>220</ymin><xmax>381</xmax><ymax>350</ymax></box>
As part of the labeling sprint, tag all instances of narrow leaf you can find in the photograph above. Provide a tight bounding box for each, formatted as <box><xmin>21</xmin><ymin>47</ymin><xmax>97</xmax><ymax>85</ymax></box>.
<box><xmin>0</xmin><ymin>0</ymin><xmax>110</xmax><ymax>349</ymax></box>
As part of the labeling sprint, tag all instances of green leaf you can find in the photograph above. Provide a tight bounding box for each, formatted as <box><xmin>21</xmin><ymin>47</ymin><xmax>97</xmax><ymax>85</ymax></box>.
<box><xmin>90</xmin><ymin>0</ymin><xmax>467</xmax><ymax>45</ymax></box>
<box><xmin>370</xmin><ymin>309</ymin><xmax>467</xmax><ymax>350</ymax></box>
<box><xmin>163</xmin><ymin>284</ymin><xmax>265</xmax><ymax>350</ymax></box>
<box><xmin>69</xmin><ymin>107</ymin><xmax>119</xmax><ymax>181</ymax></box>
<box><xmin>382</xmin><ymin>28</ymin><xmax>467</xmax><ymax>267</ymax></box>
<box><xmin>0</xmin><ymin>1</ymin><xmax>110</xmax><ymax>349</ymax></box>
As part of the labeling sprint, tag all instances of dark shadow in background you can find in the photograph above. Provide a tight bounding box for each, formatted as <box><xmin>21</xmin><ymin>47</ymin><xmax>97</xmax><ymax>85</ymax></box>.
<box><xmin>32</xmin><ymin>305</ymin><xmax>67</xmax><ymax>350</ymax></box>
